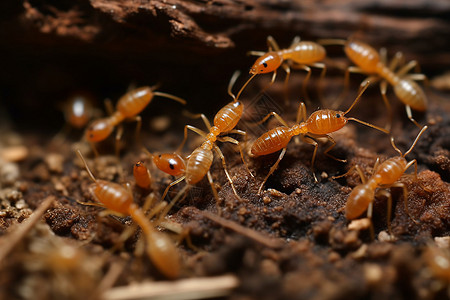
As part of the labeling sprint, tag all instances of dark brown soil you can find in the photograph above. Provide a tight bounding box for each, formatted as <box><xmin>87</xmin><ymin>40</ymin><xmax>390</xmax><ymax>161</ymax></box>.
<box><xmin>0</xmin><ymin>1</ymin><xmax>449</xmax><ymax>299</ymax></box>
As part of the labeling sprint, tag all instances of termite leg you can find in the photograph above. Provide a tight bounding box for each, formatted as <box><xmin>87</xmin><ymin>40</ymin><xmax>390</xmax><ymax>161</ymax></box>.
<box><xmin>289</xmin><ymin>36</ymin><xmax>301</xmax><ymax>47</ymax></box>
<box><xmin>213</xmin><ymin>144</ymin><xmax>241</xmax><ymax>200</ymax></box>
<box><xmin>134</xmin><ymin>115</ymin><xmax>142</xmax><ymax>150</ymax></box>
<box><xmin>115</xmin><ymin>125</ymin><xmax>124</xmax><ymax>158</ymax></box>
<box><xmin>296</xmin><ymin>101</ymin><xmax>307</xmax><ymax>124</ymax></box>
<box><xmin>182</xmin><ymin>112</ymin><xmax>211</xmax><ymax>130</ymax></box>
<box><xmin>376</xmin><ymin>189</ymin><xmax>393</xmax><ymax>235</ymax></box>
<box><xmin>387</xmin><ymin>51</ymin><xmax>403</xmax><ymax>71</ymax></box>
<box><xmin>89</xmin><ymin>142</ymin><xmax>100</xmax><ymax>157</ymax></box>
<box><xmin>161</xmin><ymin>176</ymin><xmax>186</xmax><ymax>201</ymax></box>
<box><xmin>366</xmin><ymin>202</ymin><xmax>375</xmax><ymax>240</ymax></box>
<box><xmin>405</xmin><ymin>105</ymin><xmax>422</xmax><ymax>129</ymax></box>
<box><xmin>331</xmin><ymin>165</ymin><xmax>355</xmax><ymax>180</ymax></box>
<box><xmin>323</xmin><ymin>135</ymin><xmax>346</xmax><ymax>163</ymax></box>
<box><xmin>300</xmin><ymin>135</ymin><xmax>319</xmax><ymax>182</ymax></box>
<box><xmin>406</xmin><ymin>73</ymin><xmax>428</xmax><ymax>83</ymax></box>
<box><xmin>254</xmin><ymin>111</ymin><xmax>290</xmax><ymax>127</ymax></box>
<box><xmin>104</xmin><ymin>98</ymin><xmax>114</xmax><ymax>116</ymax></box>
<box><xmin>379</xmin><ymin>47</ymin><xmax>388</xmax><ymax>66</ymax></box>
<box><xmin>281</xmin><ymin>62</ymin><xmax>292</xmax><ymax>106</ymax></box>
<box><xmin>257</xmin><ymin>147</ymin><xmax>287</xmax><ymax>194</ymax></box>
<box><xmin>291</xmin><ymin>63</ymin><xmax>312</xmax><ymax>107</ymax></box>
<box><xmin>332</xmin><ymin>65</ymin><xmax>363</xmax><ymax>110</ymax></box>
<box><xmin>176</xmin><ymin>125</ymin><xmax>208</xmax><ymax>153</ymax></box>
<box><xmin>247</xmin><ymin>50</ymin><xmax>266</xmax><ymax>56</ymax></box>
<box><xmin>267</xmin><ymin>35</ymin><xmax>280</xmax><ymax>51</ymax></box>
<box><xmin>293</xmin><ymin>101</ymin><xmax>307</xmax><ymax>145</ymax></box>
<box><xmin>142</xmin><ymin>192</ymin><xmax>157</xmax><ymax>212</ymax></box>
<box><xmin>76</xmin><ymin>199</ymin><xmax>105</xmax><ymax>208</ymax></box>
<box><xmin>404</xmin><ymin>159</ymin><xmax>418</xmax><ymax>179</ymax></box>
<box><xmin>159</xmin><ymin>184</ymin><xmax>189</xmax><ymax>223</ymax></box>
<box><xmin>391</xmin><ymin>182</ymin><xmax>419</xmax><ymax>224</ymax></box>
<box><xmin>396</xmin><ymin>60</ymin><xmax>418</xmax><ymax>77</ymax></box>
<box><xmin>312</xmin><ymin>62</ymin><xmax>327</xmax><ymax>107</ymax></box>
<box><xmin>218</xmin><ymin>134</ymin><xmax>254</xmax><ymax>178</ymax></box>
<box><xmin>98</xmin><ymin>209</ymin><xmax>127</xmax><ymax>219</ymax></box>
<box><xmin>206</xmin><ymin>170</ymin><xmax>221</xmax><ymax>214</ymax></box>
<box><xmin>148</xmin><ymin>201</ymin><xmax>168</xmax><ymax>220</ymax></box>
<box><xmin>379</xmin><ymin>80</ymin><xmax>393</xmax><ymax>132</ymax></box>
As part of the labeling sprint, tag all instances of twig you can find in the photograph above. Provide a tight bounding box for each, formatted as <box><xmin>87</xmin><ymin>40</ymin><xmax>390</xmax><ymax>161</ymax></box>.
<box><xmin>199</xmin><ymin>209</ymin><xmax>284</xmax><ymax>249</ymax></box>
<box><xmin>103</xmin><ymin>274</ymin><xmax>239</xmax><ymax>300</ymax></box>
<box><xmin>90</xmin><ymin>261</ymin><xmax>125</xmax><ymax>300</ymax></box>
<box><xmin>0</xmin><ymin>196</ymin><xmax>55</xmax><ymax>263</ymax></box>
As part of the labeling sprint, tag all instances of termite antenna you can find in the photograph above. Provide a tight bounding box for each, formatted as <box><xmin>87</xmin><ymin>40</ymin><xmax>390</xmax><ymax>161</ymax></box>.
<box><xmin>391</xmin><ymin>125</ymin><xmax>428</xmax><ymax>157</ymax></box>
<box><xmin>149</xmin><ymin>82</ymin><xmax>162</xmax><ymax>92</ymax></box>
<box><xmin>152</xmin><ymin>91</ymin><xmax>187</xmax><ymax>105</ymax></box>
<box><xmin>142</xmin><ymin>146</ymin><xmax>153</xmax><ymax>159</ymax></box>
<box><xmin>76</xmin><ymin>149</ymin><xmax>97</xmax><ymax>183</ymax></box>
<box><xmin>317</xmin><ymin>38</ymin><xmax>347</xmax><ymax>46</ymax></box>
<box><xmin>231</xmin><ymin>72</ymin><xmax>257</xmax><ymax>102</ymax></box>
<box><xmin>344</xmin><ymin>81</ymin><xmax>370</xmax><ymax>115</ymax></box>
<box><xmin>227</xmin><ymin>70</ymin><xmax>241</xmax><ymax>101</ymax></box>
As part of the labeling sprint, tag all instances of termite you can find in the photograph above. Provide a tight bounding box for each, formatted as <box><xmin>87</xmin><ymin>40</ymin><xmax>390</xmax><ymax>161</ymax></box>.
<box><xmin>133</xmin><ymin>161</ymin><xmax>152</xmax><ymax>190</ymax></box>
<box><xmin>158</xmin><ymin>71</ymin><xmax>253</xmax><ymax>214</ymax></box>
<box><xmin>85</xmin><ymin>86</ymin><xmax>186</xmax><ymax>152</ymax></box>
<box><xmin>248</xmin><ymin>36</ymin><xmax>327</xmax><ymax>104</ymax></box>
<box><xmin>251</xmin><ymin>82</ymin><xmax>388</xmax><ymax>193</ymax></box>
<box><xmin>76</xmin><ymin>150</ymin><xmax>180</xmax><ymax>279</ymax></box>
<box><xmin>53</xmin><ymin>92</ymin><xmax>97</xmax><ymax>143</ymax></box>
<box><xmin>64</xmin><ymin>92</ymin><xmax>96</xmax><ymax>129</ymax></box>
<box><xmin>343</xmin><ymin>125</ymin><xmax>428</xmax><ymax>235</ymax></box>
<box><xmin>320</xmin><ymin>38</ymin><xmax>427</xmax><ymax>130</ymax></box>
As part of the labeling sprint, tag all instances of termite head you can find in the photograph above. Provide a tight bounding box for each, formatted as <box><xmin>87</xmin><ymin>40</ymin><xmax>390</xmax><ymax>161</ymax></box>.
<box><xmin>85</xmin><ymin>118</ymin><xmax>113</xmax><ymax>142</ymax></box>
<box><xmin>250</xmin><ymin>52</ymin><xmax>283</xmax><ymax>74</ymax></box>
<box><xmin>334</xmin><ymin>110</ymin><xmax>348</xmax><ymax>128</ymax></box>
<box><xmin>153</xmin><ymin>153</ymin><xmax>186</xmax><ymax>176</ymax></box>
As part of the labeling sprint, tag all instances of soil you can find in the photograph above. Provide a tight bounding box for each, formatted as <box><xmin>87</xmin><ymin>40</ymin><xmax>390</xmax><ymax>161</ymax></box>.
<box><xmin>0</xmin><ymin>1</ymin><xmax>449</xmax><ymax>300</ymax></box>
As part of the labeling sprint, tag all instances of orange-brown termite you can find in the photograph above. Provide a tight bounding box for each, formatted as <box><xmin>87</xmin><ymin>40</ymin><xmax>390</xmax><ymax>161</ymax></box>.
<box><xmin>76</xmin><ymin>150</ymin><xmax>180</xmax><ymax>279</ymax></box>
<box><xmin>248</xmin><ymin>36</ymin><xmax>327</xmax><ymax>104</ymax></box>
<box><xmin>53</xmin><ymin>92</ymin><xmax>97</xmax><ymax>143</ymax></box>
<box><xmin>320</xmin><ymin>38</ymin><xmax>427</xmax><ymax>130</ymax></box>
<box><xmin>251</xmin><ymin>82</ymin><xmax>388</xmax><ymax>193</ymax></box>
<box><xmin>157</xmin><ymin>71</ymin><xmax>253</xmax><ymax>214</ymax></box>
<box><xmin>133</xmin><ymin>161</ymin><xmax>152</xmax><ymax>190</ymax></box>
<box><xmin>343</xmin><ymin>125</ymin><xmax>428</xmax><ymax>235</ymax></box>
<box><xmin>63</xmin><ymin>92</ymin><xmax>96</xmax><ymax>129</ymax></box>
<box><xmin>85</xmin><ymin>86</ymin><xmax>186</xmax><ymax>150</ymax></box>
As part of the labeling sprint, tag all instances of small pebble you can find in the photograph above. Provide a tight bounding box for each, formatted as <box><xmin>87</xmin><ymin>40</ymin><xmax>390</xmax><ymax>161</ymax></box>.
<box><xmin>0</xmin><ymin>146</ymin><xmax>28</xmax><ymax>162</ymax></box>
<box><xmin>45</xmin><ymin>153</ymin><xmax>65</xmax><ymax>173</ymax></box>
<box><xmin>348</xmin><ymin>218</ymin><xmax>371</xmax><ymax>231</ymax></box>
